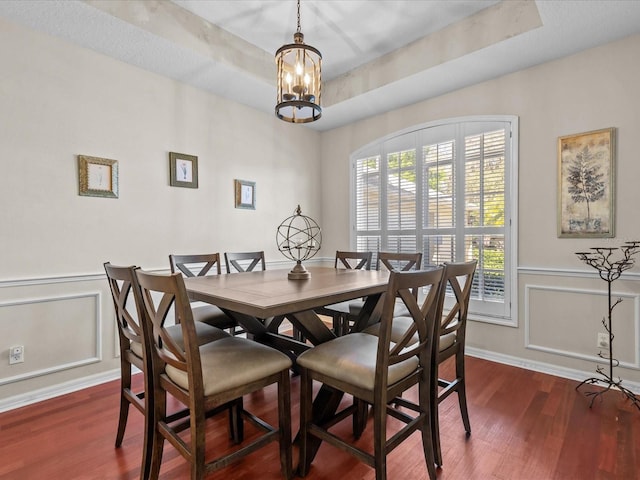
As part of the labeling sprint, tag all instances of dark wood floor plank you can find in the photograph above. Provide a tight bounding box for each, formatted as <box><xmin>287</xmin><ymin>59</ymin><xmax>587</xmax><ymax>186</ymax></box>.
<box><xmin>1</xmin><ymin>356</ymin><xmax>639</xmax><ymax>479</ymax></box>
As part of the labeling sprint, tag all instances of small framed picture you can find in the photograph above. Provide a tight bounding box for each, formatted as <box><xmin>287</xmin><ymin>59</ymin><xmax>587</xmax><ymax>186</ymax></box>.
<box><xmin>169</xmin><ymin>152</ymin><xmax>198</xmax><ymax>188</ymax></box>
<box><xmin>234</xmin><ymin>179</ymin><xmax>256</xmax><ymax>210</ymax></box>
<box><xmin>78</xmin><ymin>155</ymin><xmax>119</xmax><ymax>198</ymax></box>
<box><xmin>557</xmin><ymin>127</ymin><xmax>615</xmax><ymax>238</ymax></box>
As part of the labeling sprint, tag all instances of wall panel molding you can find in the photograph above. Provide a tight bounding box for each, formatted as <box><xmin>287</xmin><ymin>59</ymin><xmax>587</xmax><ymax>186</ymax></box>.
<box><xmin>524</xmin><ymin>284</ymin><xmax>640</xmax><ymax>369</ymax></box>
<box><xmin>0</xmin><ymin>292</ymin><xmax>103</xmax><ymax>386</ymax></box>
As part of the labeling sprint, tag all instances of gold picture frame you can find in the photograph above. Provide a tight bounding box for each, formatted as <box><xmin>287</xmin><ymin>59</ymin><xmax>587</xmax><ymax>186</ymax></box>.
<box><xmin>558</xmin><ymin>127</ymin><xmax>615</xmax><ymax>238</ymax></box>
<box><xmin>169</xmin><ymin>152</ymin><xmax>198</xmax><ymax>188</ymax></box>
<box><xmin>78</xmin><ymin>155</ymin><xmax>119</xmax><ymax>198</ymax></box>
<box><xmin>234</xmin><ymin>179</ymin><xmax>256</xmax><ymax>210</ymax></box>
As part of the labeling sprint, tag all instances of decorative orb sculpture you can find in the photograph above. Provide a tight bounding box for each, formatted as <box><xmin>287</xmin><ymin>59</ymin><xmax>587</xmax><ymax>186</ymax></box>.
<box><xmin>276</xmin><ymin>205</ymin><xmax>322</xmax><ymax>279</ymax></box>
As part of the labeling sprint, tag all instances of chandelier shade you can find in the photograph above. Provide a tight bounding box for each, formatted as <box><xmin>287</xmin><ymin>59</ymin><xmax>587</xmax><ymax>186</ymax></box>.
<box><xmin>275</xmin><ymin>0</ymin><xmax>322</xmax><ymax>123</ymax></box>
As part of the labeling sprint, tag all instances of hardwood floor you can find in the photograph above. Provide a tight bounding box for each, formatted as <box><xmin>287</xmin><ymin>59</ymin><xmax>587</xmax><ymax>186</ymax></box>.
<box><xmin>1</xmin><ymin>356</ymin><xmax>638</xmax><ymax>479</ymax></box>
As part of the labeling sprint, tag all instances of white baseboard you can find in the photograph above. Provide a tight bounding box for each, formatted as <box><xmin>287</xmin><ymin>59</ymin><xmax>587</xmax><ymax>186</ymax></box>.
<box><xmin>0</xmin><ymin>369</ymin><xmax>121</xmax><ymax>414</ymax></box>
<box><xmin>466</xmin><ymin>347</ymin><xmax>640</xmax><ymax>394</ymax></box>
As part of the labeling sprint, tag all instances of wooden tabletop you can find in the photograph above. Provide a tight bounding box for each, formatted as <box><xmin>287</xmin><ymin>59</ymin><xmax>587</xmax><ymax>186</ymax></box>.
<box><xmin>184</xmin><ymin>266</ymin><xmax>389</xmax><ymax>319</ymax></box>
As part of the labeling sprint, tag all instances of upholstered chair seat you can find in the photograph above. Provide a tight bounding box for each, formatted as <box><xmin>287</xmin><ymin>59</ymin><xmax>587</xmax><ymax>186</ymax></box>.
<box><xmin>165</xmin><ymin>336</ymin><xmax>292</xmax><ymax>396</ymax></box>
<box><xmin>297</xmin><ymin>333</ymin><xmax>419</xmax><ymax>393</ymax></box>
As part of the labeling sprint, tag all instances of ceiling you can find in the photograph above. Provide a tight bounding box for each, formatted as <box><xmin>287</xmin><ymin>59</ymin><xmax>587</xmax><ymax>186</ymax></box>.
<box><xmin>2</xmin><ymin>0</ymin><xmax>640</xmax><ymax>131</ymax></box>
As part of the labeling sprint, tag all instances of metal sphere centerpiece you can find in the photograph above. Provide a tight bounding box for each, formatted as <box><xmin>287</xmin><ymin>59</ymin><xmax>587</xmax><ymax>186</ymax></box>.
<box><xmin>276</xmin><ymin>205</ymin><xmax>322</xmax><ymax>279</ymax></box>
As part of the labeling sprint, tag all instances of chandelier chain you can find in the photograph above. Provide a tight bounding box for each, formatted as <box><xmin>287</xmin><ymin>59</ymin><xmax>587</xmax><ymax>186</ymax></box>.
<box><xmin>296</xmin><ymin>0</ymin><xmax>301</xmax><ymax>33</ymax></box>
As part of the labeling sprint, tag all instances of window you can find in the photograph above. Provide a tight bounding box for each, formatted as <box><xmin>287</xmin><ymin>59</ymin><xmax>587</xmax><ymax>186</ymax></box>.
<box><xmin>351</xmin><ymin>116</ymin><xmax>518</xmax><ymax>325</ymax></box>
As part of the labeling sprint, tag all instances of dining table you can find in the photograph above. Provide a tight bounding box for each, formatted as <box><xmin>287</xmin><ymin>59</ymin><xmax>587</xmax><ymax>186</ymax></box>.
<box><xmin>184</xmin><ymin>265</ymin><xmax>390</xmax><ymax>460</ymax></box>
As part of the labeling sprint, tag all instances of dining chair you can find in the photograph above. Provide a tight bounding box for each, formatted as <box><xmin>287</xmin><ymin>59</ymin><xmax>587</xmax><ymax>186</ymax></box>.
<box><xmin>169</xmin><ymin>253</ymin><xmax>239</xmax><ymax>334</ymax></box>
<box><xmin>224</xmin><ymin>250</ymin><xmax>266</xmax><ymax>273</ymax></box>
<box><xmin>135</xmin><ymin>269</ymin><xmax>293</xmax><ymax>480</ymax></box>
<box><xmin>297</xmin><ymin>267</ymin><xmax>444</xmax><ymax>480</ymax></box>
<box><xmin>315</xmin><ymin>250</ymin><xmax>373</xmax><ymax>336</ymax></box>
<box><xmin>430</xmin><ymin>260</ymin><xmax>477</xmax><ymax>467</ymax></box>
<box><xmin>360</xmin><ymin>260</ymin><xmax>477</xmax><ymax>465</ymax></box>
<box><xmin>103</xmin><ymin>262</ymin><xmax>232</xmax><ymax>480</ymax></box>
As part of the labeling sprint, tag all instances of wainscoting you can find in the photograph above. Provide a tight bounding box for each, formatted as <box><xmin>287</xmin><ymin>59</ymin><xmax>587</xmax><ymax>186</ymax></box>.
<box><xmin>1</xmin><ymin>263</ymin><xmax>638</xmax><ymax>413</ymax></box>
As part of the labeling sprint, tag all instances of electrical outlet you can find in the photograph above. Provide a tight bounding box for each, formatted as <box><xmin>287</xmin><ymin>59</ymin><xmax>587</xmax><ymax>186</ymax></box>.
<box><xmin>597</xmin><ymin>332</ymin><xmax>609</xmax><ymax>350</ymax></box>
<box><xmin>9</xmin><ymin>345</ymin><xmax>24</xmax><ymax>365</ymax></box>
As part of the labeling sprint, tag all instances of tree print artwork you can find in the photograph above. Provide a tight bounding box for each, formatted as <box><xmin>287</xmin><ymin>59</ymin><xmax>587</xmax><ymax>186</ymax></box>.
<box><xmin>558</xmin><ymin>128</ymin><xmax>614</xmax><ymax>237</ymax></box>
<box><xmin>566</xmin><ymin>145</ymin><xmax>605</xmax><ymax>228</ymax></box>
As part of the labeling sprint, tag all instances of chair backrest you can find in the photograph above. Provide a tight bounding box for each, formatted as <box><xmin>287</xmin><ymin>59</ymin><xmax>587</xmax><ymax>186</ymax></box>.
<box><xmin>375</xmin><ymin>268</ymin><xmax>443</xmax><ymax>393</ymax></box>
<box><xmin>434</xmin><ymin>261</ymin><xmax>477</xmax><ymax>354</ymax></box>
<box><xmin>135</xmin><ymin>270</ymin><xmax>206</xmax><ymax>398</ymax></box>
<box><xmin>104</xmin><ymin>262</ymin><xmax>147</xmax><ymax>365</ymax></box>
<box><xmin>334</xmin><ymin>250</ymin><xmax>372</xmax><ymax>270</ymax></box>
<box><xmin>169</xmin><ymin>253</ymin><xmax>222</xmax><ymax>277</ymax></box>
<box><xmin>224</xmin><ymin>251</ymin><xmax>266</xmax><ymax>273</ymax></box>
<box><xmin>376</xmin><ymin>251</ymin><xmax>423</xmax><ymax>272</ymax></box>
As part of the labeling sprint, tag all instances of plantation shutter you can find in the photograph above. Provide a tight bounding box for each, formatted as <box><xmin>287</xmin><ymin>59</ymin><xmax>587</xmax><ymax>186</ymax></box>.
<box><xmin>352</xmin><ymin>117</ymin><xmax>516</xmax><ymax>323</ymax></box>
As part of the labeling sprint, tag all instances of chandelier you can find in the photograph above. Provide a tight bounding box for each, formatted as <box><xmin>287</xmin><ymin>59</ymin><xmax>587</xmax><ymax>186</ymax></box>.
<box><xmin>275</xmin><ymin>0</ymin><xmax>322</xmax><ymax>123</ymax></box>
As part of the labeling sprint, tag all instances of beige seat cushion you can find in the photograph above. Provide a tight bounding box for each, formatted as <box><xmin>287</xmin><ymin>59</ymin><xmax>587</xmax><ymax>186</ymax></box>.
<box><xmin>129</xmin><ymin>322</ymin><xmax>229</xmax><ymax>358</ymax></box>
<box><xmin>296</xmin><ymin>333</ymin><xmax>419</xmax><ymax>392</ymax></box>
<box><xmin>192</xmin><ymin>304</ymin><xmax>237</xmax><ymax>330</ymax></box>
<box><xmin>165</xmin><ymin>337</ymin><xmax>292</xmax><ymax>396</ymax></box>
<box><xmin>363</xmin><ymin>317</ymin><xmax>456</xmax><ymax>351</ymax></box>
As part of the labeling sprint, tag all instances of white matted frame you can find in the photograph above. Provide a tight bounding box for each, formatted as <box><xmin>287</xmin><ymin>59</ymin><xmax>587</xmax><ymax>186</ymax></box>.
<box><xmin>78</xmin><ymin>155</ymin><xmax>119</xmax><ymax>198</ymax></box>
<box><xmin>234</xmin><ymin>179</ymin><xmax>256</xmax><ymax>209</ymax></box>
<box><xmin>169</xmin><ymin>152</ymin><xmax>198</xmax><ymax>188</ymax></box>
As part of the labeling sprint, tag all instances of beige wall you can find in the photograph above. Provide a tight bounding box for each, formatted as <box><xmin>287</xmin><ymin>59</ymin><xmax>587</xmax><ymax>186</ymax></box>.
<box><xmin>0</xmin><ymin>18</ymin><xmax>321</xmax><ymax>405</ymax></box>
<box><xmin>320</xmin><ymin>33</ymin><xmax>640</xmax><ymax>384</ymax></box>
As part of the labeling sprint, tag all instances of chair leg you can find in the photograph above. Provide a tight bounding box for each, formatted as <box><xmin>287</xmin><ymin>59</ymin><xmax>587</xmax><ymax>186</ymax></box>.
<box><xmin>191</xmin><ymin>403</ymin><xmax>207</xmax><ymax>480</ymax></box>
<box><xmin>352</xmin><ymin>399</ymin><xmax>368</xmax><ymax>439</ymax></box>
<box><xmin>228</xmin><ymin>397</ymin><xmax>244</xmax><ymax>444</ymax></box>
<box><xmin>456</xmin><ymin>352</ymin><xmax>471</xmax><ymax>435</ymax></box>
<box><xmin>298</xmin><ymin>369</ymin><xmax>313</xmax><ymax>477</ymax></box>
<box><xmin>116</xmin><ymin>363</ymin><xmax>132</xmax><ymax>447</ymax></box>
<box><xmin>278</xmin><ymin>370</ymin><xmax>293</xmax><ymax>480</ymax></box>
<box><xmin>372</xmin><ymin>401</ymin><xmax>387</xmax><ymax>480</ymax></box>
<box><xmin>459</xmin><ymin>383</ymin><xmax>471</xmax><ymax>435</ymax></box>
<box><xmin>419</xmin><ymin>377</ymin><xmax>438</xmax><ymax>480</ymax></box>
<box><xmin>141</xmin><ymin>389</ymin><xmax>154</xmax><ymax>480</ymax></box>
<box><xmin>115</xmin><ymin>393</ymin><xmax>130</xmax><ymax>447</ymax></box>
<box><xmin>149</xmin><ymin>389</ymin><xmax>166</xmax><ymax>480</ymax></box>
<box><xmin>431</xmin><ymin>399</ymin><xmax>443</xmax><ymax>468</ymax></box>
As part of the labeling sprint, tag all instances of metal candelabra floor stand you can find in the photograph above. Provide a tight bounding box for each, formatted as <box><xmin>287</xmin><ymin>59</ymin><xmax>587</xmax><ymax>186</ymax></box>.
<box><xmin>575</xmin><ymin>241</ymin><xmax>640</xmax><ymax>411</ymax></box>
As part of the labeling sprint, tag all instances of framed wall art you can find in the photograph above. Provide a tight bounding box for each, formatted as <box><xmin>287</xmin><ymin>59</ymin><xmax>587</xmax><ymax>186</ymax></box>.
<box><xmin>234</xmin><ymin>179</ymin><xmax>256</xmax><ymax>210</ymax></box>
<box><xmin>78</xmin><ymin>155</ymin><xmax>119</xmax><ymax>198</ymax></box>
<box><xmin>557</xmin><ymin>127</ymin><xmax>615</xmax><ymax>238</ymax></box>
<box><xmin>169</xmin><ymin>152</ymin><xmax>198</xmax><ymax>188</ymax></box>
